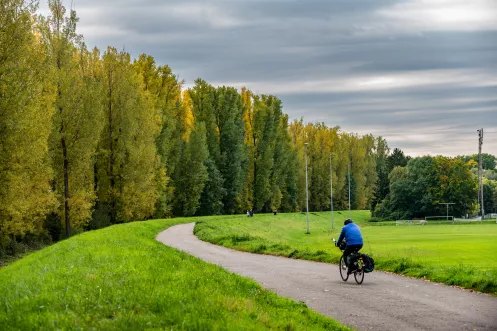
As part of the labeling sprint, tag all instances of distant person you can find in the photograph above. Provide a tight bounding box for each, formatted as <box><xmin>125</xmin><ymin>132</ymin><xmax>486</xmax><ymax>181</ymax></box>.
<box><xmin>336</xmin><ymin>218</ymin><xmax>363</xmax><ymax>270</ymax></box>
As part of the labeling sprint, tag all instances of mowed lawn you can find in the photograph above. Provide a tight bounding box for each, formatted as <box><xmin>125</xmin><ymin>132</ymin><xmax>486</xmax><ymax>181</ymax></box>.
<box><xmin>364</xmin><ymin>223</ymin><xmax>497</xmax><ymax>268</ymax></box>
<box><xmin>0</xmin><ymin>219</ymin><xmax>349</xmax><ymax>331</ymax></box>
<box><xmin>195</xmin><ymin>211</ymin><xmax>497</xmax><ymax>294</ymax></box>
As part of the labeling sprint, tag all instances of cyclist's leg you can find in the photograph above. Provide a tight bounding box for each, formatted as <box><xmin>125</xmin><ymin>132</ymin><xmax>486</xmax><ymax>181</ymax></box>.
<box><xmin>348</xmin><ymin>244</ymin><xmax>363</xmax><ymax>267</ymax></box>
<box><xmin>343</xmin><ymin>246</ymin><xmax>355</xmax><ymax>267</ymax></box>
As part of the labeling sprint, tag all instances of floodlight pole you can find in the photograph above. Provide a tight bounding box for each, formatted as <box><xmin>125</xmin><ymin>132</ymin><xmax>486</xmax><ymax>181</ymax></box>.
<box><xmin>348</xmin><ymin>161</ymin><xmax>351</xmax><ymax>217</ymax></box>
<box><xmin>330</xmin><ymin>153</ymin><xmax>334</xmax><ymax>231</ymax></box>
<box><xmin>305</xmin><ymin>142</ymin><xmax>310</xmax><ymax>234</ymax></box>
<box><xmin>478</xmin><ymin>129</ymin><xmax>484</xmax><ymax>222</ymax></box>
<box><xmin>439</xmin><ymin>202</ymin><xmax>455</xmax><ymax>222</ymax></box>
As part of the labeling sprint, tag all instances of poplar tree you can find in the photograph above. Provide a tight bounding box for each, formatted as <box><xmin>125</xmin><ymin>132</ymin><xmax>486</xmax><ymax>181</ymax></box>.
<box><xmin>289</xmin><ymin>121</ymin><xmax>378</xmax><ymax>212</ymax></box>
<box><xmin>173</xmin><ymin>123</ymin><xmax>209</xmax><ymax>216</ymax></box>
<box><xmin>362</xmin><ymin>134</ymin><xmax>379</xmax><ymax>210</ymax></box>
<box><xmin>0</xmin><ymin>0</ymin><xmax>56</xmax><ymax>247</ymax></box>
<box><xmin>240</xmin><ymin>88</ymin><xmax>256</xmax><ymax>211</ymax></box>
<box><xmin>133</xmin><ymin>54</ymin><xmax>184</xmax><ymax>217</ymax></box>
<box><xmin>252</xmin><ymin>95</ymin><xmax>278</xmax><ymax>211</ymax></box>
<box><xmin>40</xmin><ymin>1</ymin><xmax>105</xmax><ymax>235</ymax></box>
<box><xmin>371</xmin><ymin>137</ymin><xmax>390</xmax><ymax>213</ymax></box>
<box><xmin>188</xmin><ymin>79</ymin><xmax>227</xmax><ymax>213</ymax></box>
<box><xmin>288</xmin><ymin>119</ymin><xmax>307</xmax><ymax>210</ymax></box>
<box><xmin>271</xmin><ymin>113</ymin><xmax>297</xmax><ymax>211</ymax></box>
<box><xmin>215</xmin><ymin>87</ymin><xmax>246</xmax><ymax>214</ymax></box>
<box><xmin>97</xmin><ymin>47</ymin><xmax>161</xmax><ymax>223</ymax></box>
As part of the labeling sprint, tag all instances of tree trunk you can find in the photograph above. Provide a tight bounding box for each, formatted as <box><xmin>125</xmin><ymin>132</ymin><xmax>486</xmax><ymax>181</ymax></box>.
<box><xmin>108</xmin><ymin>74</ymin><xmax>116</xmax><ymax>223</ymax></box>
<box><xmin>61</xmin><ymin>135</ymin><xmax>70</xmax><ymax>237</ymax></box>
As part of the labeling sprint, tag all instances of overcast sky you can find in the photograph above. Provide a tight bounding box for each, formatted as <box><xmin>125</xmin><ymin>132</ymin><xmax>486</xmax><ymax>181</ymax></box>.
<box><xmin>39</xmin><ymin>0</ymin><xmax>497</xmax><ymax>157</ymax></box>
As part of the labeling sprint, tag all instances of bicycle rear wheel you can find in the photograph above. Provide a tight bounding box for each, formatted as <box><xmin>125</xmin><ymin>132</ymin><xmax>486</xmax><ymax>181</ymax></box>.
<box><xmin>354</xmin><ymin>266</ymin><xmax>365</xmax><ymax>284</ymax></box>
<box><xmin>339</xmin><ymin>256</ymin><xmax>349</xmax><ymax>281</ymax></box>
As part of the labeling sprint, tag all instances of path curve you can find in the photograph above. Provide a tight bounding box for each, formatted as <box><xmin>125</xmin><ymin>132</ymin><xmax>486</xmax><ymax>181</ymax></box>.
<box><xmin>157</xmin><ymin>223</ymin><xmax>497</xmax><ymax>331</ymax></box>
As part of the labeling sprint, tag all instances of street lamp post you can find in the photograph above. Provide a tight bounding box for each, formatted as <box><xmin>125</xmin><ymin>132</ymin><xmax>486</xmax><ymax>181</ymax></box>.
<box><xmin>305</xmin><ymin>143</ymin><xmax>310</xmax><ymax>234</ymax></box>
<box><xmin>330</xmin><ymin>153</ymin><xmax>334</xmax><ymax>231</ymax></box>
<box><xmin>348</xmin><ymin>161</ymin><xmax>351</xmax><ymax>217</ymax></box>
<box><xmin>477</xmin><ymin>129</ymin><xmax>484</xmax><ymax>222</ymax></box>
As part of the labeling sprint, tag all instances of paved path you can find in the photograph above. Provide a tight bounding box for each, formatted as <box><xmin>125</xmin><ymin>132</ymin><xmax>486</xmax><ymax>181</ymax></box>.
<box><xmin>157</xmin><ymin>223</ymin><xmax>497</xmax><ymax>331</ymax></box>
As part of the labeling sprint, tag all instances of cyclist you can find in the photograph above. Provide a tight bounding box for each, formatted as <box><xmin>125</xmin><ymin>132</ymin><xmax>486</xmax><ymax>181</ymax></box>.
<box><xmin>336</xmin><ymin>218</ymin><xmax>363</xmax><ymax>273</ymax></box>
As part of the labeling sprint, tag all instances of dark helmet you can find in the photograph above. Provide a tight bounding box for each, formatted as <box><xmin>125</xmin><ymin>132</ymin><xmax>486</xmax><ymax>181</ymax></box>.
<box><xmin>344</xmin><ymin>218</ymin><xmax>353</xmax><ymax>225</ymax></box>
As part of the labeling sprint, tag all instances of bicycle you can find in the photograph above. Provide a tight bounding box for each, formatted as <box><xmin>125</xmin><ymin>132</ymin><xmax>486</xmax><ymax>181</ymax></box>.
<box><xmin>332</xmin><ymin>238</ymin><xmax>365</xmax><ymax>284</ymax></box>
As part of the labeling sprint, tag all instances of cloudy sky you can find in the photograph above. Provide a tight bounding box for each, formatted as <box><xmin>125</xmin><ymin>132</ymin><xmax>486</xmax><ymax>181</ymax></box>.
<box><xmin>39</xmin><ymin>0</ymin><xmax>497</xmax><ymax>157</ymax></box>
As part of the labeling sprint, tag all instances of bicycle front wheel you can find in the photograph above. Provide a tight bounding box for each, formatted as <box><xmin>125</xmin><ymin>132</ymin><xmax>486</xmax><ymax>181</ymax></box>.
<box><xmin>339</xmin><ymin>256</ymin><xmax>349</xmax><ymax>281</ymax></box>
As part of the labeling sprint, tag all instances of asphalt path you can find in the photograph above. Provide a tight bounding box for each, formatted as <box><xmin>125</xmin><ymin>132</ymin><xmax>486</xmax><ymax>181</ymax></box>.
<box><xmin>157</xmin><ymin>223</ymin><xmax>497</xmax><ymax>331</ymax></box>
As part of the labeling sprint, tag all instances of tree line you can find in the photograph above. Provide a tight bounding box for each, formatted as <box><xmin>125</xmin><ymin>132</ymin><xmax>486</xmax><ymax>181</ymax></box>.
<box><xmin>371</xmin><ymin>144</ymin><xmax>497</xmax><ymax>220</ymax></box>
<box><xmin>2</xmin><ymin>1</ymin><xmax>495</xmax><ymax>254</ymax></box>
<box><xmin>0</xmin><ymin>1</ymin><xmax>384</xmax><ymax>251</ymax></box>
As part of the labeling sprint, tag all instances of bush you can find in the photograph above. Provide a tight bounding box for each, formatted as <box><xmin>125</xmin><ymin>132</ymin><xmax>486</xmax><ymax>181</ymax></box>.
<box><xmin>0</xmin><ymin>231</ymin><xmax>52</xmax><ymax>267</ymax></box>
<box><xmin>43</xmin><ymin>212</ymin><xmax>63</xmax><ymax>242</ymax></box>
<box><xmin>86</xmin><ymin>203</ymin><xmax>112</xmax><ymax>230</ymax></box>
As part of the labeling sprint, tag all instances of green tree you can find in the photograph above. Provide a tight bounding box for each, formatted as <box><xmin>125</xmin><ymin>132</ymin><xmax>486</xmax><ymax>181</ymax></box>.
<box><xmin>0</xmin><ymin>0</ymin><xmax>56</xmax><ymax>247</ymax></box>
<box><xmin>483</xmin><ymin>181</ymin><xmax>496</xmax><ymax>214</ymax></box>
<box><xmin>289</xmin><ymin>121</ymin><xmax>374</xmax><ymax>212</ymax></box>
<box><xmin>493</xmin><ymin>184</ymin><xmax>497</xmax><ymax>214</ymax></box>
<box><xmin>306</xmin><ymin>123</ymin><xmax>332</xmax><ymax>211</ymax></box>
<box><xmin>197</xmin><ymin>159</ymin><xmax>225</xmax><ymax>216</ymax></box>
<box><xmin>374</xmin><ymin>166</ymin><xmax>409</xmax><ymax>220</ymax></box>
<box><xmin>288</xmin><ymin>119</ymin><xmax>308</xmax><ymax>211</ymax></box>
<box><xmin>188</xmin><ymin>80</ymin><xmax>226</xmax><ymax>213</ymax></box>
<box><xmin>241</xmin><ymin>92</ymin><xmax>298</xmax><ymax>213</ymax></box>
<box><xmin>358</xmin><ymin>134</ymin><xmax>377</xmax><ymax>209</ymax></box>
<box><xmin>433</xmin><ymin>156</ymin><xmax>477</xmax><ymax>217</ymax></box>
<box><xmin>336</xmin><ymin>133</ymin><xmax>371</xmax><ymax>210</ymax></box>
<box><xmin>40</xmin><ymin>1</ymin><xmax>105</xmax><ymax>235</ymax></box>
<box><xmin>173</xmin><ymin>123</ymin><xmax>209</xmax><ymax>216</ymax></box>
<box><xmin>377</xmin><ymin>156</ymin><xmax>477</xmax><ymax>219</ymax></box>
<box><xmin>460</xmin><ymin>153</ymin><xmax>496</xmax><ymax>170</ymax></box>
<box><xmin>386</xmin><ymin>148</ymin><xmax>411</xmax><ymax>173</ymax></box>
<box><xmin>252</xmin><ymin>95</ymin><xmax>279</xmax><ymax>211</ymax></box>
<box><xmin>215</xmin><ymin>87</ymin><xmax>246</xmax><ymax>214</ymax></box>
<box><xmin>240</xmin><ymin>88</ymin><xmax>256</xmax><ymax>211</ymax></box>
<box><xmin>96</xmin><ymin>47</ymin><xmax>161</xmax><ymax>223</ymax></box>
<box><xmin>391</xmin><ymin>157</ymin><xmax>438</xmax><ymax>218</ymax></box>
<box><xmin>188</xmin><ymin>79</ymin><xmax>221</xmax><ymax>162</ymax></box>
<box><xmin>133</xmin><ymin>54</ymin><xmax>184</xmax><ymax>218</ymax></box>
<box><xmin>186</xmin><ymin>83</ymin><xmax>248</xmax><ymax>214</ymax></box>
<box><xmin>371</xmin><ymin>137</ymin><xmax>390</xmax><ymax>213</ymax></box>
<box><xmin>271</xmin><ymin>113</ymin><xmax>298</xmax><ymax>212</ymax></box>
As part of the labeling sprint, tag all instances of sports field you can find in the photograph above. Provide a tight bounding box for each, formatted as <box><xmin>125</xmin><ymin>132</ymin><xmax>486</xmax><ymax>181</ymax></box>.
<box><xmin>195</xmin><ymin>211</ymin><xmax>497</xmax><ymax>293</ymax></box>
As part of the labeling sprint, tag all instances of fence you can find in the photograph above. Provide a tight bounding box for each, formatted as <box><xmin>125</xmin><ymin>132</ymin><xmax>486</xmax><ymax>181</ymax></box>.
<box><xmin>395</xmin><ymin>219</ymin><xmax>427</xmax><ymax>226</ymax></box>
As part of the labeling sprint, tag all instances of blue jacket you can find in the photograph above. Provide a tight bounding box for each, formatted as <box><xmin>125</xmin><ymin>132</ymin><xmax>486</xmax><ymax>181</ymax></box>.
<box><xmin>337</xmin><ymin>223</ymin><xmax>363</xmax><ymax>246</ymax></box>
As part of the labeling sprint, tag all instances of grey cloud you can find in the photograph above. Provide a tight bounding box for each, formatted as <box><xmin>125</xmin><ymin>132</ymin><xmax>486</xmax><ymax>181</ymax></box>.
<box><xmin>281</xmin><ymin>87</ymin><xmax>497</xmax><ymax>155</ymax></box>
<box><xmin>38</xmin><ymin>0</ymin><xmax>497</xmax><ymax>156</ymax></box>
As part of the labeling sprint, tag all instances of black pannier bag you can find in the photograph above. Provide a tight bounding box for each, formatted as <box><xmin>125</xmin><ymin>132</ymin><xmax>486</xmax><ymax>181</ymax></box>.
<box><xmin>361</xmin><ymin>254</ymin><xmax>375</xmax><ymax>273</ymax></box>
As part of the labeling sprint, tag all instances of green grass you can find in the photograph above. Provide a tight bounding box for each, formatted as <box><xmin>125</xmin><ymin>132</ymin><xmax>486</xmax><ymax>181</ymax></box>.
<box><xmin>195</xmin><ymin>211</ymin><xmax>497</xmax><ymax>294</ymax></box>
<box><xmin>0</xmin><ymin>219</ymin><xmax>350</xmax><ymax>330</ymax></box>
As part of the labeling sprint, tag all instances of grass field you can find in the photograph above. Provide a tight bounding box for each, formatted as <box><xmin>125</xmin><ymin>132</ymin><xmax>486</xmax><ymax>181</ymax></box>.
<box><xmin>195</xmin><ymin>211</ymin><xmax>497</xmax><ymax>294</ymax></box>
<box><xmin>0</xmin><ymin>219</ymin><xmax>349</xmax><ymax>330</ymax></box>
